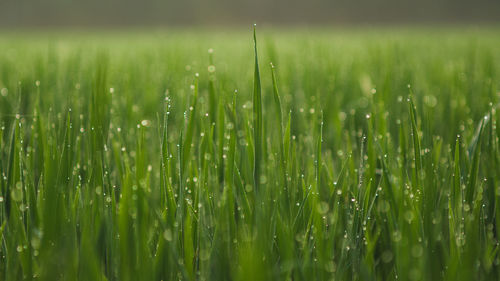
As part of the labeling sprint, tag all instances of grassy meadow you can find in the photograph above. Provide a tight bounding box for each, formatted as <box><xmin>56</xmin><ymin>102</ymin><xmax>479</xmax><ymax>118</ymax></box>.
<box><xmin>1</xmin><ymin>27</ymin><xmax>500</xmax><ymax>280</ymax></box>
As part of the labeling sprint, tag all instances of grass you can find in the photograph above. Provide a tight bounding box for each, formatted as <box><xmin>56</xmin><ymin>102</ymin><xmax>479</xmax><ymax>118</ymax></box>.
<box><xmin>0</xmin><ymin>27</ymin><xmax>500</xmax><ymax>280</ymax></box>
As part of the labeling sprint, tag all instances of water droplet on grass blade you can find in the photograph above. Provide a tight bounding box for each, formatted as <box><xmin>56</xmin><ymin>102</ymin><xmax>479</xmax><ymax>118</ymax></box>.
<box><xmin>11</xmin><ymin>182</ymin><xmax>23</xmax><ymax>202</ymax></box>
<box><xmin>141</xmin><ymin>120</ymin><xmax>151</xmax><ymax>127</ymax></box>
<box><xmin>163</xmin><ymin>229</ymin><xmax>173</xmax><ymax>241</ymax></box>
<box><xmin>317</xmin><ymin>202</ymin><xmax>329</xmax><ymax>214</ymax></box>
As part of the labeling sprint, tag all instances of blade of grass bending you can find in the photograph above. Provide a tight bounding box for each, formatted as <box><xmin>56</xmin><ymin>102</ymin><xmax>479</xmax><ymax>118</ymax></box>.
<box><xmin>284</xmin><ymin>112</ymin><xmax>291</xmax><ymax>165</ymax></box>
<box><xmin>252</xmin><ymin>24</ymin><xmax>263</xmax><ymax>191</ymax></box>
<box><xmin>177</xmin><ymin>130</ymin><xmax>184</xmax><ymax>244</ymax></box>
<box><xmin>161</xmin><ymin>97</ymin><xmax>176</xmax><ymax>216</ymax></box>
<box><xmin>408</xmin><ymin>95</ymin><xmax>422</xmax><ymax>191</ymax></box>
<box><xmin>224</xmin><ymin>92</ymin><xmax>238</xmax><ymax>187</ymax></box>
<box><xmin>208</xmin><ymin>48</ymin><xmax>217</xmax><ymax>125</ymax></box>
<box><xmin>316</xmin><ymin>112</ymin><xmax>323</xmax><ymax>195</ymax></box>
<box><xmin>270</xmin><ymin>63</ymin><xmax>289</xmax><ymax>212</ymax></box>
<box><xmin>224</xmin><ymin>91</ymin><xmax>237</xmax><ymax>235</ymax></box>
<box><xmin>4</xmin><ymin>120</ymin><xmax>17</xmax><ymax>218</ymax></box>
<box><xmin>217</xmin><ymin>101</ymin><xmax>225</xmax><ymax>185</ymax></box>
<box><xmin>452</xmin><ymin>136</ymin><xmax>462</xmax><ymax>212</ymax></box>
<box><xmin>448</xmin><ymin>136</ymin><xmax>462</xmax><ymax>264</ymax></box>
<box><xmin>270</xmin><ymin>63</ymin><xmax>285</xmax><ymax>165</ymax></box>
<box><xmin>183</xmin><ymin>74</ymin><xmax>199</xmax><ymax>171</ymax></box>
<box><xmin>466</xmin><ymin>116</ymin><xmax>486</xmax><ymax>203</ymax></box>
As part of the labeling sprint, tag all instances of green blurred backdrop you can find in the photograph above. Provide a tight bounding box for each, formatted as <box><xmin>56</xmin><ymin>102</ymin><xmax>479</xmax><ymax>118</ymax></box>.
<box><xmin>1</xmin><ymin>0</ymin><xmax>499</xmax><ymax>28</ymax></box>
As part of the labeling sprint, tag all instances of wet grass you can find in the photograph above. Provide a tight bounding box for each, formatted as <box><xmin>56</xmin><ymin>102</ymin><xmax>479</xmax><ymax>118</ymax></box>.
<box><xmin>1</xmin><ymin>27</ymin><xmax>500</xmax><ymax>280</ymax></box>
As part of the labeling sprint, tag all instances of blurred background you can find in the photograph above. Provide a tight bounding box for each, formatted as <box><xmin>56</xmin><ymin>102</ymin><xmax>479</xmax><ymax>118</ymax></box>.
<box><xmin>0</xmin><ymin>0</ymin><xmax>499</xmax><ymax>28</ymax></box>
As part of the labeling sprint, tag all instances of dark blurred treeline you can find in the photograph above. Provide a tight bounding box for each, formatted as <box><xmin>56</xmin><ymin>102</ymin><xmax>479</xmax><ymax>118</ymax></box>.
<box><xmin>0</xmin><ymin>0</ymin><xmax>499</xmax><ymax>27</ymax></box>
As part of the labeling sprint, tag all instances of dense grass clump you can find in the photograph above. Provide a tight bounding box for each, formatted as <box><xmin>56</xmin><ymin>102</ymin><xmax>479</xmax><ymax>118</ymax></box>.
<box><xmin>1</xmin><ymin>27</ymin><xmax>500</xmax><ymax>280</ymax></box>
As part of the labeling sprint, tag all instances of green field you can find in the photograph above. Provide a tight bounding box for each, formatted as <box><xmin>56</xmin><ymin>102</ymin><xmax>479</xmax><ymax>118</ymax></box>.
<box><xmin>1</xmin><ymin>27</ymin><xmax>500</xmax><ymax>280</ymax></box>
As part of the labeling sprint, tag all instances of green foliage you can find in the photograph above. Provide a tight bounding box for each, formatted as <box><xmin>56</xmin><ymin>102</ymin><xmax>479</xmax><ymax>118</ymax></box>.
<box><xmin>0</xmin><ymin>27</ymin><xmax>500</xmax><ymax>280</ymax></box>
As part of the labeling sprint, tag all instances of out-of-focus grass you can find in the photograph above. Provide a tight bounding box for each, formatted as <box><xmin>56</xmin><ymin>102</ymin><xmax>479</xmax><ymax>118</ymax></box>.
<box><xmin>0</xmin><ymin>27</ymin><xmax>500</xmax><ymax>280</ymax></box>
